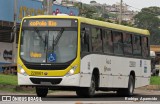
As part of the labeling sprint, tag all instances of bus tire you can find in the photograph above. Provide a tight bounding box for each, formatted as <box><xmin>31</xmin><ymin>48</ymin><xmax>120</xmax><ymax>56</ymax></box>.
<box><xmin>117</xmin><ymin>75</ymin><xmax>135</xmax><ymax>96</ymax></box>
<box><xmin>76</xmin><ymin>75</ymin><xmax>96</xmax><ymax>97</ymax></box>
<box><xmin>36</xmin><ymin>87</ymin><xmax>48</xmax><ymax>97</ymax></box>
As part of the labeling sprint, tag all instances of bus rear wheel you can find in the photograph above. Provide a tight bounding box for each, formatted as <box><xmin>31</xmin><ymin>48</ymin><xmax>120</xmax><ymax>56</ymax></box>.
<box><xmin>36</xmin><ymin>87</ymin><xmax>48</xmax><ymax>97</ymax></box>
<box><xmin>117</xmin><ymin>75</ymin><xmax>135</xmax><ymax>96</ymax></box>
<box><xmin>76</xmin><ymin>75</ymin><xmax>96</xmax><ymax>97</ymax></box>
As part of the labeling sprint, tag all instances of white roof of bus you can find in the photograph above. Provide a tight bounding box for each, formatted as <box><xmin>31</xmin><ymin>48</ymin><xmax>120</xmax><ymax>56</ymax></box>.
<box><xmin>23</xmin><ymin>15</ymin><xmax>150</xmax><ymax>36</ymax></box>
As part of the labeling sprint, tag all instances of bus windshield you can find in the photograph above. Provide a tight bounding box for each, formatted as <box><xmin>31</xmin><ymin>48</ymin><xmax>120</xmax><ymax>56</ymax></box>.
<box><xmin>20</xmin><ymin>27</ymin><xmax>77</xmax><ymax>63</ymax></box>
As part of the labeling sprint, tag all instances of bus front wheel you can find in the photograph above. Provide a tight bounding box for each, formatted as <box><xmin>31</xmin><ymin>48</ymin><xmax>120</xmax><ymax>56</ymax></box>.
<box><xmin>36</xmin><ymin>87</ymin><xmax>48</xmax><ymax>97</ymax></box>
<box><xmin>76</xmin><ymin>75</ymin><xmax>96</xmax><ymax>97</ymax></box>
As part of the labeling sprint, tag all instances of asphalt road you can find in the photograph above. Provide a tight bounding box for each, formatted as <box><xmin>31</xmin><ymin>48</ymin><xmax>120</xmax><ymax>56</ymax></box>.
<box><xmin>0</xmin><ymin>89</ymin><xmax>160</xmax><ymax>103</ymax></box>
<box><xmin>43</xmin><ymin>89</ymin><xmax>160</xmax><ymax>101</ymax></box>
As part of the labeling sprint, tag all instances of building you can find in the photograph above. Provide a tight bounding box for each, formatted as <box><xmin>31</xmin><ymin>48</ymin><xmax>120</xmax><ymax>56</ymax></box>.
<box><xmin>0</xmin><ymin>0</ymin><xmax>79</xmax><ymax>72</ymax></box>
<box><xmin>0</xmin><ymin>0</ymin><xmax>44</xmax><ymax>72</ymax></box>
<box><xmin>90</xmin><ymin>1</ymin><xmax>137</xmax><ymax>23</ymax></box>
<box><xmin>108</xmin><ymin>3</ymin><xmax>137</xmax><ymax>23</ymax></box>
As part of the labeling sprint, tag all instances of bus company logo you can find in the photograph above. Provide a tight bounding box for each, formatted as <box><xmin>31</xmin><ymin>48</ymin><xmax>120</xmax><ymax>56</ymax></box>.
<box><xmin>129</xmin><ymin>61</ymin><xmax>136</xmax><ymax>67</ymax></box>
<box><xmin>2</xmin><ymin>96</ymin><xmax>11</xmax><ymax>101</ymax></box>
<box><xmin>44</xmin><ymin>72</ymin><xmax>48</xmax><ymax>75</ymax></box>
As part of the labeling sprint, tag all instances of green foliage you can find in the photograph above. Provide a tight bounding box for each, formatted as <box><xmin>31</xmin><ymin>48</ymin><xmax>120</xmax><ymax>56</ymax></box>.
<box><xmin>0</xmin><ymin>74</ymin><xmax>17</xmax><ymax>85</ymax></box>
<box><xmin>93</xmin><ymin>17</ymin><xmax>105</xmax><ymax>21</ymax></box>
<box><xmin>90</xmin><ymin>1</ymin><xmax>97</xmax><ymax>4</ymax></box>
<box><xmin>121</xmin><ymin>21</ymin><xmax>133</xmax><ymax>27</ymax></box>
<box><xmin>134</xmin><ymin>12</ymin><xmax>160</xmax><ymax>30</ymax></box>
<box><xmin>150</xmin><ymin>76</ymin><xmax>160</xmax><ymax>85</ymax></box>
<box><xmin>142</xmin><ymin>7</ymin><xmax>160</xmax><ymax>16</ymax></box>
<box><xmin>80</xmin><ymin>4</ymin><xmax>97</xmax><ymax>18</ymax></box>
<box><xmin>134</xmin><ymin>6</ymin><xmax>160</xmax><ymax>45</ymax></box>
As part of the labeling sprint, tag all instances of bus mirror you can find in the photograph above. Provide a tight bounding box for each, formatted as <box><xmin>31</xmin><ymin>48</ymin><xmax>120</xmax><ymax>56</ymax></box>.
<box><xmin>81</xmin><ymin>28</ymin><xmax>85</xmax><ymax>35</ymax></box>
<box><xmin>81</xmin><ymin>27</ymin><xmax>89</xmax><ymax>44</ymax></box>
<box><xmin>10</xmin><ymin>32</ymin><xmax>14</xmax><ymax>42</ymax></box>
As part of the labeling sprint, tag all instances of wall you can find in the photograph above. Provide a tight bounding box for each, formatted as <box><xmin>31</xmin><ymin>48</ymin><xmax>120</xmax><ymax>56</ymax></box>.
<box><xmin>0</xmin><ymin>42</ymin><xmax>12</xmax><ymax>71</ymax></box>
<box><xmin>52</xmin><ymin>4</ymin><xmax>79</xmax><ymax>15</ymax></box>
<box><xmin>0</xmin><ymin>0</ymin><xmax>79</xmax><ymax>23</ymax></box>
<box><xmin>0</xmin><ymin>0</ymin><xmax>44</xmax><ymax>23</ymax></box>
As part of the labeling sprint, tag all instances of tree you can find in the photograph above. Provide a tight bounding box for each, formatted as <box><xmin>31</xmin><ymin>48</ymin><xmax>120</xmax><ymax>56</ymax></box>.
<box><xmin>134</xmin><ymin>7</ymin><xmax>160</xmax><ymax>45</ymax></box>
<box><xmin>90</xmin><ymin>1</ymin><xmax>97</xmax><ymax>4</ymax></box>
<box><xmin>81</xmin><ymin>4</ymin><xmax>97</xmax><ymax>18</ymax></box>
<box><xmin>74</xmin><ymin>3</ymin><xmax>97</xmax><ymax>18</ymax></box>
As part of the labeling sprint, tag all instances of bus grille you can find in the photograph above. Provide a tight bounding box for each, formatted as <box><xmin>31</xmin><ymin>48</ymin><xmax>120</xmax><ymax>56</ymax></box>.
<box><xmin>30</xmin><ymin>78</ymin><xmax>62</xmax><ymax>85</ymax></box>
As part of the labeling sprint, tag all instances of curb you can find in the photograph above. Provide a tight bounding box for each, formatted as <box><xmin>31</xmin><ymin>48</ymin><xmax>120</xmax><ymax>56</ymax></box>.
<box><xmin>137</xmin><ymin>85</ymin><xmax>160</xmax><ymax>90</ymax></box>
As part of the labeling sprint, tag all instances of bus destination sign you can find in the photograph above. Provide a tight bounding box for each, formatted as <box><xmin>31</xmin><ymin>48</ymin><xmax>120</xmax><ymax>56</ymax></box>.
<box><xmin>23</xmin><ymin>19</ymin><xmax>77</xmax><ymax>27</ymax></box>
<box><xmin>29</xmin><ymin>20</ymin><xmax>57</xmax><ymax>27</ymax></box>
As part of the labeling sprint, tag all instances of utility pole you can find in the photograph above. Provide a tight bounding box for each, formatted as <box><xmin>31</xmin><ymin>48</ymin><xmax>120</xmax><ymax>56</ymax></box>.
<box><xmin>119</xmin><ymin>0</ymin><xmax>122</xmax><ymax>24</ymax></box>
<box><xmin>43</xmin><ymin>0</ymin><xmax>53</xmax><ymax>15</ymax></box>
<box><xmin>12</xmin><ymin>0</ymin><xmax>17</xmax><ymax>64</ymax></box>
<box><xmin>47</xmin><ymin>0</ymin><xmax>53</xmax><ymax>15</ymax></box>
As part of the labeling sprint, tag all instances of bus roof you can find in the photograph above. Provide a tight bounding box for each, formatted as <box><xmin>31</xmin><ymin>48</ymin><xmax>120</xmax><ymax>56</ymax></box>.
<box><xmin>22</xmin><ymin>15</ymin><xmax>150</xmax><ymax>36</ymax></box>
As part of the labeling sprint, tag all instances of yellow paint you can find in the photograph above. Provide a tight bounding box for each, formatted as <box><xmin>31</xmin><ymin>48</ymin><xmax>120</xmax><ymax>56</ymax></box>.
<box><xmin>18</xmin><ymin>6</ymin><xmax>44</xmax><ymax>20</ymax></box>
<box><xmin>17</xmin><ymin>57</ymin><xmax>80</xmax><ymax>77</ymax></box>
<box><xmin>48</xmin><ymin>21</ymin><xmax>57</xmax><ymax>27</ymax></box>
<box><xmin>30</xmin><ymin>52</ymin><xmax>42</xmax><ymax>58</ymax></box>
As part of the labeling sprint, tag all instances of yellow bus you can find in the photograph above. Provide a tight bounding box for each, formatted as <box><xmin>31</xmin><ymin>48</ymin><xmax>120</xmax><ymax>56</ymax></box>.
<box><xmin>17</xmin><ymin>15</ymin><xmax>150</xmax><ymax>97</ymax></box>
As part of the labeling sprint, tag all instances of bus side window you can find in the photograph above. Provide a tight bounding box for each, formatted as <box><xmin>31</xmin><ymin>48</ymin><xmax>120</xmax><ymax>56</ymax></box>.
<box><xmin>123</xmin><ymin>33</ymin><xmax>132</xmax><ymax>55</ymax></box>
<box><xmin>91</xmin><ymin>28</ymin><xmax>103</xmax><ymax>52</ymax></box>
<box><xmin>113</xmin><ymin>31</ymin><xmax>123</xmax><ymax>55</ymax></box>
<box><xmin>133</xmin><ymin>35</ymin><xmax>141</xmax><ymax>56</ymax></box>
<box><xmin>142</xmin><ymin>37</ymin><xmax>149</xmax><ymax>58</ymax></box>
<box><xmin>81</xmin><ymin>27</ymin><xmax>89</xmax><ymax>52</ymax></box>
<box><xmin>103</xmin><ymin>30</ymin><xmax>113</xmax><ymax>54</ymax></box>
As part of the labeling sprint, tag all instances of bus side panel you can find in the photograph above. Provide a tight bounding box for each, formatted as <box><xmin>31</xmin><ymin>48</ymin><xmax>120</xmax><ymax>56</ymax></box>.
<box><xmin>110</xmin><ymin>56</ymin><xmax>129</xmax><ymax>88</ymax></box>
<box><xmin>80</xmin><ymin>54</ymin><xmax>129</xmax><ymax>88</ymax></box>
<box><xmin>80</xmin><ymin>54</ymin><xmax>150</xmax><ymax>88</ymax></box>
<box><xmin>99</xmin><ymin>55</ymin><xmax>129</xmax><ymax>88</ymax></box>
<box><xmin>79</xmin><ymin>55</ymin><xmax>92</xmax><ymax>87</ymax></box>
<box><xmin>100</xmin><ymin>75</ymin><xmax>112</xmax><ymax>87</ymax></box>
<box><xmin>139</xmin><ymin>60</ymin><xmax>151</xmax><ymax>87</ymax></box>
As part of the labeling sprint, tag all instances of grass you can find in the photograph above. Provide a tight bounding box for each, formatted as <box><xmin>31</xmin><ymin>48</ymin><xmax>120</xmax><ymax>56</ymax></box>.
<box><xmin>1</xmin><ymin>74</ymin><xmax>160</xmax><ymax>86</ymax></box>
<box><xmin>0</xmin><ymin>74</ymin><xmax>35</xmax><ymax>93</ymax></box>
<box><xmin>0</xmin><ymin>74</ymin><xmax>55</xmax><ymax>94</ymax></box>
<box><xmin>0</xmin><ymin>74</ymin><xmax>18</xmax><ymax>92</ymax></box>
<box><xmin>0</xmin><ymin>74</ymin><xmax>160</xmax><ymax>93</ymax></box>
<box><xmin>150</xmin><ymin>76</ymin><xmax>160</xmax><ymax>85</ymax></box>
<box><xmin>0</xmin><ymin>74</ymin><xmax>18</xmax><ymax>86</ymax></box>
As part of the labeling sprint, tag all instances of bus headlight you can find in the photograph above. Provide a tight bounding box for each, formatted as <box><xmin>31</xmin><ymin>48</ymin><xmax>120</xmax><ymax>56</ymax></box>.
<box><xmin>66</xmin><ymin>65</ymin><xmax>78</xmax><ymax>76</ymax></box>
<box><xmin>20</xmin><ymin>68</ymin><xmax>25</xmax><ymax>74</ymax></box>
<box><xmin>18</xmin><ymin>64</ymin><xmax>28</xmax><ymax>76</ymax></box>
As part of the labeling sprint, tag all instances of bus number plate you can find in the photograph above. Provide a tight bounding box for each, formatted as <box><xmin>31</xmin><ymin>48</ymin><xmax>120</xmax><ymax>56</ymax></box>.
<box><xmin>31</xmin><ymin>71</ymin><xmax>43</xmax><ymax>76</ymax></box>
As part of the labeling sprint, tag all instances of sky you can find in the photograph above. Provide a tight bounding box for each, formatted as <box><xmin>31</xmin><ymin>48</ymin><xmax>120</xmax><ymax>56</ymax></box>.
<box><xmin>79</xmin><ymin>0</ymin><xmax>160</xmax><ymax>11</ymax></box>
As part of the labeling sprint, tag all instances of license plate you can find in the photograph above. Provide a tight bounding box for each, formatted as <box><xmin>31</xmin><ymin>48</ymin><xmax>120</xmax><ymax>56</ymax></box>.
<box><xmin>31</xmin><ymin>71</ymin><xmax>43</xmax><ymax>76</ymax></box>
<box><xmin>41</xmin><ymin>82</ymin><xmax>51</xmax><ymax>85</ymax></box>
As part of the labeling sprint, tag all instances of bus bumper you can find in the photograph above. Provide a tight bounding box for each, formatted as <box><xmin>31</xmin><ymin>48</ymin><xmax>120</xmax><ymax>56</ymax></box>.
<box><xmin>18</xmin><ymin>73</ymin><xmax>80</xmax><ymax>86</ymax></box>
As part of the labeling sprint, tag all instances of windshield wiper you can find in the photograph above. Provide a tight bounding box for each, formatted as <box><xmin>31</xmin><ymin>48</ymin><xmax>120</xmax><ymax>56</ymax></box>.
<box><xmin>34</xmin><ymin>28</ymin><xmax>47</xmax><ymax>52</ymax></box>
<box><xmin>52</xmin><ymin>35</ymin><xmax>54</xmax><ymax>51</ymax></box>
<box><xmin>44</xmin><ymin>34</ymin><xmax>47</xmax><ymax>52</ymax></box>
<box><xmin>54</xmin><ymin>28</ymin><xmax>64</xmax><ymax>45</ymax></box>
<box><xmin>34</xmin><ymin>28</ymin><xmax>45</xmax><ymax>44</ymax></box>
